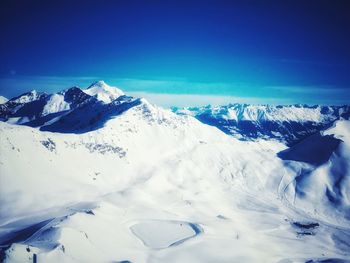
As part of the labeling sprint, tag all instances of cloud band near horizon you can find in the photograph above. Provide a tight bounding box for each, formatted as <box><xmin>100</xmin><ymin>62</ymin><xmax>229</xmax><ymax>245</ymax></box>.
<box><xmin>0</xmin><ymin>75</ymin><xmax>349</xmax><ymax>107</ymax></box>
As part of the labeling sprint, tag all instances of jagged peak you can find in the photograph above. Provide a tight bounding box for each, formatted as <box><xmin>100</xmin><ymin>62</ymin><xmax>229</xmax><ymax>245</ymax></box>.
<box><xmin>87</xmin><ymin>80</ymin><xmax>109</xmax><ymax>89</ymax></box>
<box><xmin>0</xmin><ymin>95</ymin><xmax>8</xmax><ymax>104</ymax></box>
<box><xmin>9</xmin><ymin>89</ymin><xmax>47</xmax><ymax>104</ymax></box>
<box><xmin>83</xmin><ymin>80</ymin><xmax>124</xmax><ymax>103</ymax></box>
<box><xmin>174</xmin><ymin>103</ymin><xmax>345</xmax><ymax>123</ymax></box>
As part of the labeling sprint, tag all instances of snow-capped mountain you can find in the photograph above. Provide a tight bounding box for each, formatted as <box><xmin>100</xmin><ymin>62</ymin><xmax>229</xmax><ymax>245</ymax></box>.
<box><xmin>0</xmin><ymin>82</ymin><xmax>350</xmax><ymax>262</ymax></box>
<box><xmin>278</xmin><ymin>120</ymin><xmax>350</xmax><ymax>223</ymax></box>
<box><xmin>0</xmin><ymin>96</ymin><xmax>8</xmax><ymax>104</ymax></box>
<box><xmin>83</xmin><ymin>80</ymin><xmax>124</xmax><ymax>103</ymax></box>
<box><xmin>0</xmin><ymin>81</ymin><xmax>129</xmax><ymax>130</ymax></box>
<box><xmin>2</xmin><ymin>82</ymin><xmax>349</xmax><ymax>147</ymax></box>
<box><xmin>174</xmin><ymin>104</ymin><xmax>350</xmax><ymax>146</ymax></box>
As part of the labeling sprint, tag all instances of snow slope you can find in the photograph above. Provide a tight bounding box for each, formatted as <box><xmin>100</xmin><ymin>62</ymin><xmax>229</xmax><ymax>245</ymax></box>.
<box><xmin>279</xmin><ymin>120</ymin><xmax>350</xmax><ymax>225</ymax></box>
<box><xmin>0</xmin><ymin>96</ymin><xmax>8</xmax><ymax>104</ymax></box>
<box><xmin>83</xmin><ymin>80</ymin><xmax>124</xmax><ymax>103</ymax></box>
<box><xmin>7</xmin><ymin>90</ymin><xmax>44</xmax><ymax>104</ymax></box>
<box><xmin>42</xmin><ymin>94</ymin><xmax>70</xmax><ymax>116</ymax></box>
<box><xmin>0</xmin><ymin>83</ymin><xmax>350</xmax><ymax>262</ymax></box>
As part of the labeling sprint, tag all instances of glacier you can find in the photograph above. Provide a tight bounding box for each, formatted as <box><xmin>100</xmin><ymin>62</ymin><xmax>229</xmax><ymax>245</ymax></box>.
<box><xmin>0</xmin><ymin>81</ymin><xmax>349</xmax><ymax>263</ymax></box>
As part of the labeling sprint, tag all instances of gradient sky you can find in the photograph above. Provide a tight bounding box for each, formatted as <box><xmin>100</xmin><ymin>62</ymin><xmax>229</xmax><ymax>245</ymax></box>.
<box><xmin>0</xmin><ymin>0</ymin><xmax>349</xmax><ymax>106</ymax></box>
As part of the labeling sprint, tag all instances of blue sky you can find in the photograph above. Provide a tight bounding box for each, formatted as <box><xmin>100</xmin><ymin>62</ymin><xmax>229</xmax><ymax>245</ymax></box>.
<box><xmin>0</xmin><ymin>0</ymin><xmax>349</xmax><ymax>106</ymax></box>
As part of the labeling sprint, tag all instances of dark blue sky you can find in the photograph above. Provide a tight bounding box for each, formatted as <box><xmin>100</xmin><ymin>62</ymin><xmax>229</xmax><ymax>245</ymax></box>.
<box><xmin>0</xmin><ymin>0</ymin><xmax>349</xmax><ymax>105</ymax></box>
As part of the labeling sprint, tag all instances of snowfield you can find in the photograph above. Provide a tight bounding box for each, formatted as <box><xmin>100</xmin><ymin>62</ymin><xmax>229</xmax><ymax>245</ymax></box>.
<box><xmin>0</xmin><ymin>82</ymin><xmax>349</xmax><ymax>263</ymax></box>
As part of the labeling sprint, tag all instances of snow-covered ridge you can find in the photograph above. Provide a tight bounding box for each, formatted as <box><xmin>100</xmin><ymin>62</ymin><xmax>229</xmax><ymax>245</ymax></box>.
<box><xmin>0</xmin><ymin>81</ymin><xmax>132</xmax><ymax>131</ymax></box>
<box><xmin>278</xmin><ymin>119</ymin><xmax>350</xmax><ymax>226</ymax></box>
<box><xmin>8</xmin><ymin>90</ymin><xmax>44</xmax><ymax>104</ymax></box>
<box><xmin>83</xmin><ymin>80</ymin><xmax>124</xmax><ymax>103</ymax></box>
<box><xmin>0</xmin><ymin>96</ymin><xmax>8</xmax><ymax>104</ymax></box>
<box><xmin>1</xmin><ymin>82</ymin><xmax>349</xmax><ymax>145</ymax></box>
<box><xmin>42</xmin><ymin>94</ymin><xmax>70</xmax><ymax>116</ymax></box>
<box><xmin>175</xmin><ymin>103</ymin><xmax>348</xmax><ymax>123</ymax></box>
<box><xmin>174</xmin><ymin>103</ymin><xmax>350</xmax><ymax>145</ymax></box>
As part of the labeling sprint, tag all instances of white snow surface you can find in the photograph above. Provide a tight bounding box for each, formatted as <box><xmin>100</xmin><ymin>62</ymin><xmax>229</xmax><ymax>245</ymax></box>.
<box><xmin>324</xmin><ymin>119</ymin><xmax>350</xmax><ymax>141</ymax></box>
<box><xmin>0</xmin><ymin>100</ymin><xmax>350</xmax><ymax>262</ymax></box>
<box><xmin>83</xmin><ymin>80</ymin><xmax>124</xmax><ymax>103</ymax></box>
<box><xmin>42</xmin><ymin>94</ymin><xmax>70</xmax><ymax>116</ymax></box>
<box><xmin>130</xmin><ymin>220</ymin><xmax>199</xmax><ymax>249</ymax></box>
<box><xmin>0</xmin><ymin>96</ymin><xmax>8</xmax><ymax>104</ymax></box>
<box><xmin>178</xmin><ymin>104</ymin><xmax>337</xmax><ymax>123</ymax></box>
<box><xmin>9</xmin><ymin>90</ymin><xmax>42</xmax><ymax>104</ymax></box>
<box><xmin>279</xmin><ymin>120</ymin><xmax>350</xmax><ymax>224</ymax></box>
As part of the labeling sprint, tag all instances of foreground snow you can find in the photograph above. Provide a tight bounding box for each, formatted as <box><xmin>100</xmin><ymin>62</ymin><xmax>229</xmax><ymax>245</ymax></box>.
<box><xmin>0</xmin><ymin>83</ymin><xmax>349</xmax><ymax>262</ymax></box>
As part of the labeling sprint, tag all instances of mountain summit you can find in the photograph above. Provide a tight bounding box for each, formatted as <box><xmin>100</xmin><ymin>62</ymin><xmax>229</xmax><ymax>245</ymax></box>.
<box><xmin>0</xmin><ymin>96</ymin><xmax>8</xmax><ymax>104</ymax></box>
<box><xmin>83</xmin><ymin>80</ymin><xmax>124</xmax><ymax>103</ymax></box>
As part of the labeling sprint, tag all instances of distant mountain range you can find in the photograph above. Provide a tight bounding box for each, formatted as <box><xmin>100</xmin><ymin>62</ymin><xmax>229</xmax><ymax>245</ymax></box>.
<box><xmin>1</xmin><ymin>80</ymin><xmax>349</xmax><ymax>146</ymax></box>
<box><xmin>173</xmin><ymin>104</ymin><xmax>350</xmax><ymax>146</ymax></box>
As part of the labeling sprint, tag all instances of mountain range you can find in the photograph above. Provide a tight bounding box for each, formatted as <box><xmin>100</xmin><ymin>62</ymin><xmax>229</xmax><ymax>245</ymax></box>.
<box><xmin>173</xmin><ymin>104</ymin><xmax>350</xmax><ymax>146</ymax></box>
<box><xmin>0</xmin><ymin>81</ymin><xmax>349</xmax><ymax>263</ymax></box>
<box><xmin>2</xmin><ymin>80</ymin><xmax>349</xmax><ymax>146</ymax></box>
